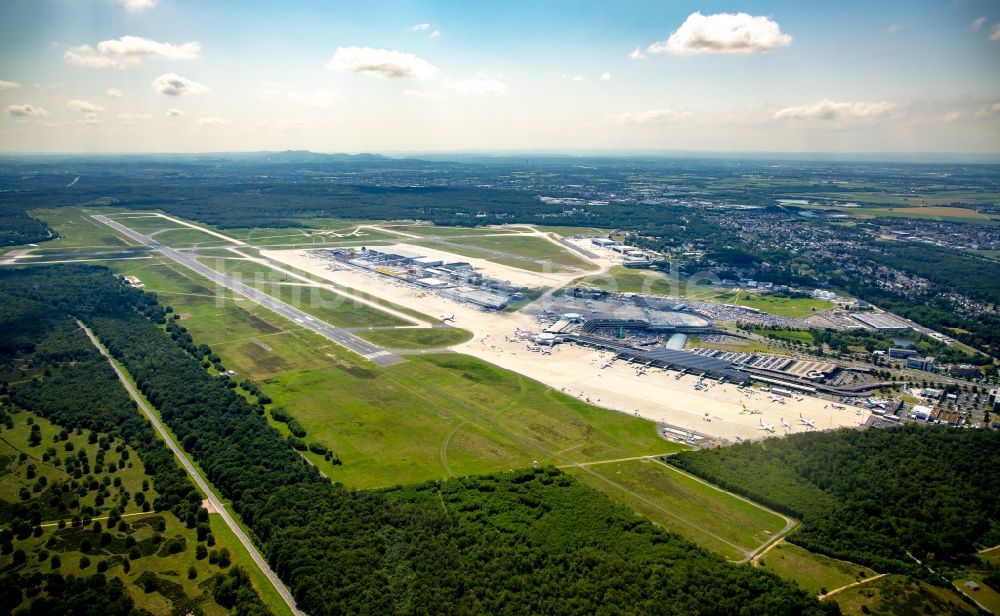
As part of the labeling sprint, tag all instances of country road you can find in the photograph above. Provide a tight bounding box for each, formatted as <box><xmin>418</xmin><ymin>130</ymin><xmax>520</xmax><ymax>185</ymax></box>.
<box><xmin>78</xmin><ymin>321</ymin><xmax>305</xmax><ymax>616</ymax></box>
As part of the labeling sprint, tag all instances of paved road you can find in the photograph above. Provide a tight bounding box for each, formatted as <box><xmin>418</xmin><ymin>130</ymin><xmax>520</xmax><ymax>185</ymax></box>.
<box><xmin>79</xmin><ymin>321</ymin><xmax>305</xmax><ymax>616</ymax></box>
<box><xmin>94</xmin><ymin>215</ymin><xmax>403</xmax><ymax>367</ymax></box>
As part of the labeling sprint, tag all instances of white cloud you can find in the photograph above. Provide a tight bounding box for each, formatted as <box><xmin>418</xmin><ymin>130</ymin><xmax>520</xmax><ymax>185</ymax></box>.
<box><xmin>64</xmin><ymin>36</ymin><xmax>201</xmax><ymax>69</ymax></box>
<box><xmin>410</xmin><ymin>23</ymin><xmax>431</xmax><ymax>31</ymax></box>
<box><xmin>67</xmin><ymin>99</ymin><xmax>105</xmax><ymax>113</ymax></box>
<box><xmin>430</xmin><ymin>30</ymin><xmax>441</xmax><ymax>39</ymax></box>
<box><xmin>6</xmin><ymin>104</ymin><xmax>48</xmax><ymax>117</ymax></box>
<box><xmin>327</xmin><ymin>46</ymin><xmax>437</xmax><ymax>80</ymax></box>
<box><xmin>941</xmin><ymin>111</ymin><xmax>961</xmax><ymax>123</ymax></box>
<box><xmin>117</xmin><ymin>0</ymin><xmax>156</xmax><ymax>11</ymax></box>
<box><xmin>617</xmin><ymin>109</ymin><xmax>693</xmax><ymax>124</ymax></box>
<box><xmin>106</xmin><ymin>88</ymin><xmax>123</xmax><ymax>97</ymax></box>
<box><xmin>971</xmin><ymin>17</ymin><xmax>987</xmax><ymax>32</ymax></box>
<box><xmin>64</xmin><ymin>47</ymin><xmax>126</xmax><ymax>69</ymax></box>
<box><xmin>165</xmin><ymin>108</ymin><xmax>185</xmax><ymax>117</ymax></box>
<box><xmin>991</xmin><ymin>23</ymin><xmax>1000</xmax><ymax>42</ymax></box>
<box><xmin>451</xmin><ymin>73</ymin><xmax>506</xmax><ymax>97</ymax></box>
<box><xmin>151</xmin><ymin>73</ymin><xmax>209</xmax><ymax>96</ymax></box>
<box><xmin>629</xmin><ymin>47</ymin><xmax>646</xmax><ymax>60</ymax></box>
<box><xmin>196</xmin><ymin>116</ymin><xmax>231</xmax><ymax>126</ymax></box>
<box><xmin>0</xmin><ymin>80</ymin><xmax>20</xmax><ymax>90</ymax></box>
<box><xmin>649</xmin><ymin>12</ymin><xmax>792</xmax><ymax>55</ymax></box>
<box><xmin>563</xmin><ymin>74</ymin><xmax>585</xmax><ymax>82</ymax></box>
<box><xmin>772</xmin><ymin>99</ymin><xmax>898</xmax><ymax>121</ymax></box>
<box><xmin>886</xmin><ymin>23</ymin><xmax>902</xmax><ymax>34</ymax></box>
<box><xmin>600</xmin><ymin>72</ymin><xmax>612</xmax><ymax>81</ymax></box>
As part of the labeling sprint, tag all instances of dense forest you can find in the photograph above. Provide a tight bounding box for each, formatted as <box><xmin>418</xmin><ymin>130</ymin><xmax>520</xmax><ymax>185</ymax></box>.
<box><xmin>0</xmin><ymin>264</ymin><xmax>835</xmax><ymax>615</ymax></box>
<box><xmin>668</xmin><ymin>427</ymin><xmax>1000</xmax><ymax>573</ymax></box>
<box><xmin>0</xmin><ymin>274</ymin><xmax>272</xmax><ymax>615</ymax></box>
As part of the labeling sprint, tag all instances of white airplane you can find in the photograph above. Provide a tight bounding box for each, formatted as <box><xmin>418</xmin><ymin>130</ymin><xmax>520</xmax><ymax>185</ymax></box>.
<box><xmin>441</xmin><ymin>314</ymin><xmax>455</xmax><ymax>322</ymax></box>
<box><xmin>799</xmin><ymin>414</ymin><xmax>816</xmax><ymax>428</ymax></box>
<box><xmin>758</xmin><ymin>418</ymin><xmax>775</xmax><ymax>433</ymax></box>
<box><xmin>780</xmin><ymin>417</ymin><xmax>792</xmax><ymax>429</ymax></box>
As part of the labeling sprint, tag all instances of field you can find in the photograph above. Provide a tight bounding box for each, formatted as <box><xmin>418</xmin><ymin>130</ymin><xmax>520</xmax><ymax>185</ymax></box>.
<box><xmin>0</xmin><ymin>410</ymin><xmax>270</xmax><ymax>616</ymax></box>
<box><xmin>568</xmin><ymin>459</ymin><xmax>786</xmax><ymax>561</ymax></box>
<box><xmin>263</xmin><ymin>354</ymin><xmax>681</xmax><ymax>488</ymax></box>
<box><xmin>831</xmin><ymin>574</ymin><xmax>976</xmax><ymax>616</ymax></box>
<box><xmin>757</xmin><ymin>542</ymin><xmax>876</xmax><ymax>595</ymax></box>
<box><xmin>726</xmin><ymin>291</ymin><xmax>833</xmax><ymax>318</ymax></box>
<box><xmin>356</xmin><ymin>326</ymin><xmax>472</xmax><ymax>349</ymax></box>
<box><xmin>570</xmin><ymin>266</ymin><xmax>725</xmax><ymax>299</ymax></box>
<box><xmin>441</xmin><ymin>234</ymin><xmax>598</xmax><ymax>269</ymax></box>
<box><xmin>24</xmin><ymin>207</ymin><xmax>143</xmax><ymax>249</ymax></box>
<box><xmin>750</xmin><ymin>327</ymin><xmax>816</xmax><ymax>344</ymax></box>
<box><xmin>793</xmin><ymin>203</ymin><xmax>999</xmax><ymax>225</ymax></box>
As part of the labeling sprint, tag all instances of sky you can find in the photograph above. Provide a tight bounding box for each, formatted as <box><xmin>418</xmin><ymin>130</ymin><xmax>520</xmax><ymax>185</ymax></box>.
<box><xmin>1</xmin><ymin>0</ymin><xmax>999</xmax><ymax>155</ymax></box>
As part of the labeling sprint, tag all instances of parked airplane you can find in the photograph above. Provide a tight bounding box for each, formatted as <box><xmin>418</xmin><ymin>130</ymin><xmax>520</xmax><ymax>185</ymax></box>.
<box><xmin>441</xmin><ymin>314</ymin><xmax>455</xmax><ymax>322</ymax></box>
<box><xmin>780</xmin><ymin>417</ymin><xmax>792</xmax><ymax>429</ymax></box>
<box><xmin>798</xmin><ymin>413</ymin><xmax>816</xmax><ymax>428</ymax></box>
<box><xmin>758</xmin><ymin>418</ymin><xmax>775</xmax><ymax>433</ymax></box>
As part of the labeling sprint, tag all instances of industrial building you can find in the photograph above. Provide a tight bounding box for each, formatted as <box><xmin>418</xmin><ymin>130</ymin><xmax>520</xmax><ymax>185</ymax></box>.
<box><xmin>888</xmin><ymin>348</ymin><xmax>918</xmax><ymax>359</ymax></box>
<box><xmin>850</xmin><ymin>312</ymin><xmax>911</xmax><ymax>332</ymax></box>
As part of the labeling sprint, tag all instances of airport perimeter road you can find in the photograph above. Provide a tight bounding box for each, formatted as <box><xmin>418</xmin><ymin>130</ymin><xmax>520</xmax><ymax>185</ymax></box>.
<box><xmin>78</xmin><ymin>321</ymin><xmax>306</xmax><ymax>616</ymax></box>
<box><xmin>94</xmin><ymin>215</ymin><xmax>403</xmax><ymax>367</ymax></box>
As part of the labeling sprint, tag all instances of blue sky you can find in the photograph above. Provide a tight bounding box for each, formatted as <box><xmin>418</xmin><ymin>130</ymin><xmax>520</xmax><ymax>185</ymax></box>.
<box><xmin>1</xmin><ymin>0</ymin><xmax>998</xmax><ymax>153</ymax></box>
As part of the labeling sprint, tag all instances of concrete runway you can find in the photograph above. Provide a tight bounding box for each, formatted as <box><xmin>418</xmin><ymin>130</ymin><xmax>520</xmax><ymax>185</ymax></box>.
<box><xmin>93</xmin><ymin>215</ymin><xmax>404</xmax><ymax>367</ymax></box>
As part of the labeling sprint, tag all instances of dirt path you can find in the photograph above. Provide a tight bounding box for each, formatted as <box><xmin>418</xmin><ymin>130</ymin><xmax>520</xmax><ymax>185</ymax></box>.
<box><xmin>818</xmin><ymin>574</ymin><xmax>889</xmax><ymax>601</ymax></box>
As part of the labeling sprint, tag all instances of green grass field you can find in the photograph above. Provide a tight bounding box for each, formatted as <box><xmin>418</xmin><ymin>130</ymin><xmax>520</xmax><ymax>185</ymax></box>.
<box><xmin>147</xmin><ymin>227</ymin><xmax>234</xmax><ymax>246</ymax></box>
<box><xmin>380</xmin><ymin>224</ymin><xmax>523</xmax><ymax>237</ymax></box>
<box><xmin>356</xmin><ymin>327</ymin><xmax>472</xmax><ymax>349</ymax></box>
<box><xmin>569</xmin><ymin>459</ymin><xmax>786</xmax><ymax>561</ymax></box>
<box><xmin>442</xmin><ymin>234</ymin><xmax>597</xmax><ymax>269</ymax></box>
<box><xmin>727</xmin><ymin>292</ymin><xmax>832</xmax><ymax>318</ymax></box>
<box><xmin>262</xmin><ymin>354</ymin><xmax>680</xmax><ymax>488</ymax></box>
<box><xmin>25</xmin><ymin>207</ymin><xmax>143</xmax><ymax>249</ymax></box>
<box><xmin>757</xmin><ymin>542</ymin><xmax>875</xmax><ymax>595</ymax></box>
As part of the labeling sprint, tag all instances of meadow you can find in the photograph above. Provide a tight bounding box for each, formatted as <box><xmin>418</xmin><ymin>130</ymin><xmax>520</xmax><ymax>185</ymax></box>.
<box><xmin>757</xmin><ymin>541</ymin><xmax>876</xmax><ymax>595</ymax></box>
<box><xmin>442</xmin><ymin>234</ymin><xmax>599</xmax><ymax>269</ymax></box>
<box><xmin>355</xmin><ymin>326</ymin><xmax>472</xmax><ymax>349</ymax></box>
<box><xmin>569</xmin><ymin>458</ymin><xmax>786</xmax><ymax>561</ymax></box>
